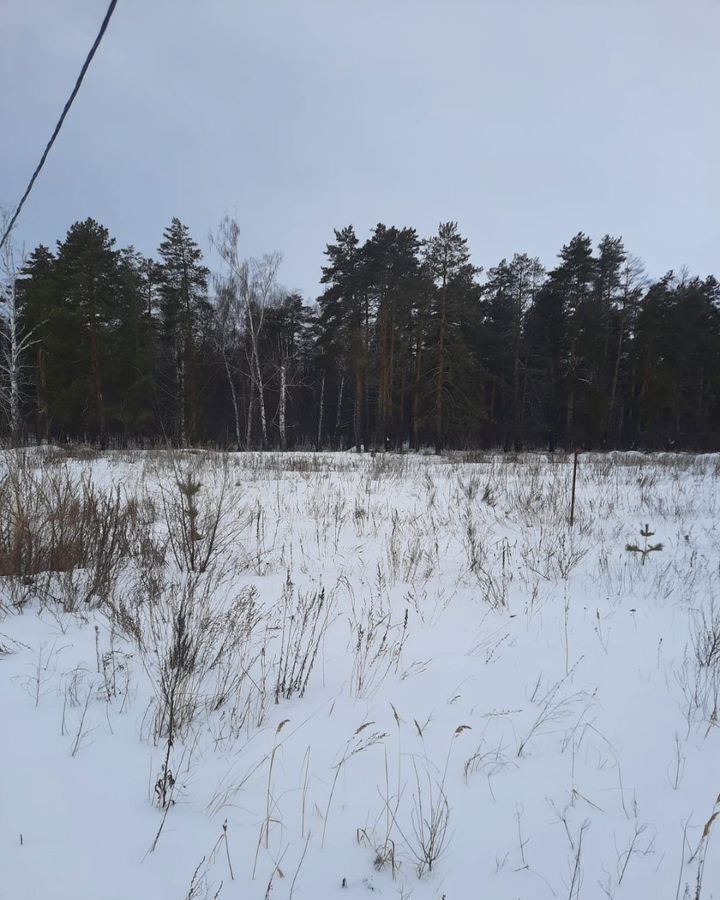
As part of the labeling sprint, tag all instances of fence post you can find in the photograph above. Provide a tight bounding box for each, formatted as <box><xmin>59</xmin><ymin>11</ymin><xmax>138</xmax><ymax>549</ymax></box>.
<box><xmin>569</xmin><ymin>447</ymin><xmax>579</xmax><ymax>526</ymax></box>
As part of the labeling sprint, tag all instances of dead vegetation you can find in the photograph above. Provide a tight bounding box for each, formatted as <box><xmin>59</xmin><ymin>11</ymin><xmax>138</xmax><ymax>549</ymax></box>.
<box><xmin>1</xmin><ymin>446</ymin><xmax>719</xmax><ymax>897</ymax></box>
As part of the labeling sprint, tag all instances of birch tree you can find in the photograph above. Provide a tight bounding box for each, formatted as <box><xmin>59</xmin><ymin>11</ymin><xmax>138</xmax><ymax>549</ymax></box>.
<box><xmin>212</xmin><ymin>216</ymin><xmax>280</xmax><ymax>449</ymax></box>
<box><xmin>265</xmin><ymin>292</ymin><xmax>313</xmax><ymax>450</ymax></box>
<box><xmin>0</xmin><ymin>213</ymin><xmax>35</xmax><ymax>444</ymax></box>
<box><xmin>213</xmin><ymin>279</ymin><xmax>245</xmax><ymax>450</ymax></box>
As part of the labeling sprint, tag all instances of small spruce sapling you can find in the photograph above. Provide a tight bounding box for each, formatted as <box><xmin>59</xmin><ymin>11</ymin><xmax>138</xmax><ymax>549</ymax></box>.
<box><xmin>626</xmin><ymin>524</ymin><xmax>663</xmax><ymax>565</ymax></box>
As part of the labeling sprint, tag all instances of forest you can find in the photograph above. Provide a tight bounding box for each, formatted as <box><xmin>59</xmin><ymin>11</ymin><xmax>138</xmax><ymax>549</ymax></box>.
<box><xmin>2</xmin><ymin>214</ymin><xmax>719</xmax><ymax>450</ymax></box>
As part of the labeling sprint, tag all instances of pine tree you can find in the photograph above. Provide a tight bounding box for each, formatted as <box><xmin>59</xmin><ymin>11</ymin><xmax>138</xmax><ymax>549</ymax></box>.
<box><xmin>10</xmin><ymin>217</ymin><xmax>720</xmax><ymax>451</ymax></box>
<box><xmin>318</xmin><ymin>226</ymin><xmax>366</xmax><ymax>448</ymax></box>
<box><xmin>633</xmin><ymin>272</ymin><xmax>720</xmax><ymax>446</ymax></box>
<box><xmin>579</xmin><ymin>235</ymin><xmax>627</xmax><ymax>443</ymax></box>
<box><xmin>556</xmin><ymin>233</ymin><xmax>595</xmax><ymax>444</ymax></box>
<box><xmin>109</xmin><ymin>247</ymin><xmax>157</xmax><ymax>436</ymax></box>
<box><xmin>422</xmin><ymin>222</ymin><xmax>479</xmax><ymax>449</ymax></box>
<box><xmin>484</xmin><ymin>254</ymin><xmax>544</xmax><ymax>446</ymax></box>
<box><xmin>363</xmin><ymin>224</ymin><xmax>421</xmax><ymax>446</ymax></box>
<box><xmin>52</xmin><ymin>219</ymin><xmax>123</xmax><ymax>441</ymax></box>
<box><xmin>157</xmin><ymin>218</ymin><xmax>210</xmax><ymax>445</ymax></box>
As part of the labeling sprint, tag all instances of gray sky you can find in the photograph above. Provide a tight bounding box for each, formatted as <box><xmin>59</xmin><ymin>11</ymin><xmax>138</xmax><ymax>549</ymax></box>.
<box><xmin>2</xmin><ymin>0</ymin><xmax>719</xmax><ymax>295</ymax></box>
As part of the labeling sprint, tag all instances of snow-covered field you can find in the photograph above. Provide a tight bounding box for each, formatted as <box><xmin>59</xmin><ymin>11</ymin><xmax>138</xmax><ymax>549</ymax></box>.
<box><xmin>1</xmin><ymin>448</ymin><xmax>719</xmax><ymax>900</ymax></box>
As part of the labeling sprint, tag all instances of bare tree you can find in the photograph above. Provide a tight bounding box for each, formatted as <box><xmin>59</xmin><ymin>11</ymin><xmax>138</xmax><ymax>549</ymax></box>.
<box><xmin>274</xmin><ymin>337</ymin><xmax>300</xmax><ymax>452</ymax></box>
<box><xmin>278</xmin><ymin>359</ymin><xmax>287</xmax><ymax>450</ymax></box>
<box><xmin>245</xmin><ymin>254</ymin><xmax>281</xmax><ymax>449</ymax></box>
<box><xmin>212</xmin><ymin>217</ymin><xmax>280</xmax><ymax>449</ymax></box>
<box><xmin>0</xmin><ymin>212</ymin><xmax>36</xmax><ymax>445</ymax></box>
<box><xmin>213</xmin><ymin>279</ymin><xmax>244</xmax><ymax>450</ymax></box>
<box><xmin>269</xmin><ymin>294</ymin><xmax>310</xmax><ymax>451</ymax></box>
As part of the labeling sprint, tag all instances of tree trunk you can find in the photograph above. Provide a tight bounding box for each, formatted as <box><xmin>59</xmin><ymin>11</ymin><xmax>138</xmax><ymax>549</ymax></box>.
<box><xmin>180</xmin><ymin>251</ymin><xmax>194</xmax><ymax>446</ymax></box>
<box><xmin>317</xmin><ymin>371</ymin><xmax>325</xmax><ymax>449</ymax></box>
<box><xmin>222</xmin><ymin>348</ymin><xmax>241</xmax><ymax>450</ymax></box>
<box><xmin>355</xmin><ymin>369</ymin><xmax>364</xmax><ymax>452</ymax></box>
<box><xmin>435</xmin><ymin>281</ymin><xmax>448</xmax><ymax>450</ymax></box>
<box><xmin>513</xmin><ymin>330</ymin><xmax>522</xmax><ymax>441</ymax></box>
<box><xmin>608</xmin><ymin>307</ymin><xmax>627</xmax><ymax>441</ymax></box>
<box><xmin>398</xmin><ymin>347</ymin><xmax>406</xmax><ymax>447</ymax></box>
<box><xmin>185</xmin><ymin>329</ymin><xmax>198</xmax><ymax>444</ymax></box>
<box><xmin>177</xmin><ymin>341</ymin><xmax>186</xmax><ymax>446</ymax></box>
<box><xmin>364</xmin><ymin>293</ymin><xmax>370</xmax><ymax>450</ymax></box>
<box><xmin>377</xmin><ymin>300</ymin><xmax>387</xmax><ymax>442</ymax></box>
<box><xmin>36</xmin><ymin>344</ymin><xmax>49</xmax><ymax>441</ymax></box>
<box><xmin>386</xmin><ymin>313</ymin><xmax>395</xmax><ymax>442</ymax></box>
<box><xmin>565</xmin><ymin>342</ymin><xmax>577</xmax><ymax>445</ymax></box>
<box><xmin>7</xmin><ymin>275</ymin><xmax>21</xmax><ymax>445</ymax></box>
<box><xmin>412</xmin><ymin>335</ymin><xmax>423</xmax><ymax>449</ymax></box>
<box><xmin>279</xmin><ymin>362</ymin><xmax>287</xmax><ymax>450</ymax></box>
<box><xmin>87</xmin><ymin>305</ymin><xmax>105</xmax><ymax>443</ymax></box>
<box><xmin>245</xmin><ymin>378</ymin><xmax>254</xmax><ymax>449</ymax></box>
<box><xmin>253</xmin><ymin>348</ymin><xmax>268</xmax><ymax>448</ymax></box>
<box><xmin>335</xmin><ymin>369</ymin><xmax>344</xmax><ymax>442</ymax></box>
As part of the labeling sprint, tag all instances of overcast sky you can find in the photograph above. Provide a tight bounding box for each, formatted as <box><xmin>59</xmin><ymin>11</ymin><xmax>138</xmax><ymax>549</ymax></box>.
<box><xmin>1</xmin><ymin>0</ymin><xmax>718</xmax><ymax>296</ymax></box>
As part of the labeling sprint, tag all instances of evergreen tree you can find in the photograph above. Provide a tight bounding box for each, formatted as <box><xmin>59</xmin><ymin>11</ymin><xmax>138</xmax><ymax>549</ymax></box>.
<box><xmin>9</xmin><ymin>216</ymin><xmax>720</xmax><ymax>451</ymax></box>
<box><xmin>607</xmin><ymin>254</ymin><xmax>645</xmax><ymax>444</ymax></box>
<box><xmin>422</xmin><ymin>222</ymin><xmax>479</xmax><ymax>449</ymax></box>
<box><xmin>633</xmin><ymin>273</ymin><xmax>720</xmax><ymax>447</ymax></box>
<box><xmin>484</xmin><ymin>254</ymin><xmax>544</xmax><ymax>446</ymax></box>
<box><xmin>16</xmin><ymin>245</ymin><xmax>56</xmax><ymax>439</ymax></box>
<box><xmin>580</xmin><ymin>235</ymin><xmax>627</xmax><ymax>443</ymax></box>
<box><xmin>156</xmin><ymin>218</ymin><xmax>210</xmax><ymax>444</ymax></box>
<box><xmin>51</xmin><ymin>219</ymin><xmax>123</xmax><ymax>441</ymax></box>
<box><xmin>363</xmin><ymin>224</ymin><xmax>422</xmax><ymax>446</ymax></box>
<box><xmin>318</xmin><ymin>226</ymin><xmax>366</xmax><ymax>448</ymax></box>
<box><xmin>108</xmin><ymin>247</ymin><xmax>157</xmax><ymax>436</ymax></box>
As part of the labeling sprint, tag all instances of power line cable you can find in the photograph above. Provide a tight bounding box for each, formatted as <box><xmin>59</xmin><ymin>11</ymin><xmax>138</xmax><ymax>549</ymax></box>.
<box><xmin>0</xmin><ymin>0</ymin><xmax>119</xmax><ymax>252</ymax></box>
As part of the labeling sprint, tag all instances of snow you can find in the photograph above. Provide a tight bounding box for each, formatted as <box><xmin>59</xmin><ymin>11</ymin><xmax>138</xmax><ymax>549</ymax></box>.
<box><xmin>1</xmin><ymin>448</ymin><xmax>719</xmax><ymax>899</ymax></box>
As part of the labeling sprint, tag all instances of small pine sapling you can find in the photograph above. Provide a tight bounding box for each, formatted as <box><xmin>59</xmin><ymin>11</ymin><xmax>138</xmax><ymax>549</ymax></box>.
<box><xmin>626</xmin><ymin>524</ymin><xmax>663</xmax><ymax>565</ymax></box>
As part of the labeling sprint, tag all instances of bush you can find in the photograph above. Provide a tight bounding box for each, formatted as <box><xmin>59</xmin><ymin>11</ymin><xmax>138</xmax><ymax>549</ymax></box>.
<box><xmin>0</xmin><ymin>454</ymin><xmax>154</xmax><ymax>610</ymax></box>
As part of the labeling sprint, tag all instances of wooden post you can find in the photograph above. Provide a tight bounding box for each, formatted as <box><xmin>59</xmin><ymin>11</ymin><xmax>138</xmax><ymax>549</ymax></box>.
<box><xmin>570</xmin><ymin>447</ymin><xmax>579</xmax><ymax>526</ymax></box>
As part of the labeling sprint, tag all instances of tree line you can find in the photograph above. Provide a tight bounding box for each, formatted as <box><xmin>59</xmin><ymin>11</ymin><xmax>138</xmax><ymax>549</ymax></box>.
<box><xmin>1</xmin><ymin>213</ymin><xmax>719</xmax><ymax>450</ymax></box>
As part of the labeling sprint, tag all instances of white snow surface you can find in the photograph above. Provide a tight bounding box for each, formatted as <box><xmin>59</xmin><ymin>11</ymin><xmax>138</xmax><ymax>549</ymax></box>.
<box><xmin>1</xmin><ymin>448</ymin><xmax>719</xmax><ymax>900</ymax></box>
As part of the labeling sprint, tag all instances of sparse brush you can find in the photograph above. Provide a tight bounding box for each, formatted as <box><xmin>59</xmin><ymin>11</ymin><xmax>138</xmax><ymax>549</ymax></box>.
<box><xmin>131</xmin><ymin>572</ymin><xmax>268</xmax><ymax>747</ymax></box>
<box><xmin>274</xmin><ymin>574</ymin><xmax>335</xmax><ymax>702</ymax></box>
<box><xmin>464</xmin><ymin>737</ymin><xmax>515</xmax><ymax>797</ymax></box>
<box><xmin>349</xmin><ymin>591</ymin><xmax>409</xmax><ymax>699</ymax></box>
<box><xmin>461</xmin><ymin>498</ymin><xmax>484</xmax><ymax>576</ymax></box>
<box><xmin>161</xmin><ymin>458</ymin><xmax>238</xmax><ymax>575</ymax></box>
<box><xmin>382</xmin><ymin>753</ymin><xmax>452</xmax><ymax>877</ymax></box>
<box><xmin>683</xmin><ymin>797</ymin><xmax>720</xmax><ymax>900</ymax></box>
<box><xmin>181</xmin><ymin>851</ymin><xmax>225</xmax><ymax>900</ymax></box>
<box><xmin>692</xmin><ymin>600</ymin><xmax>720</xmax><ymax>672</ymax></box>
<box><xmin>678</xmin><ymin>599</ymin><xmax>720</xmax><ymax>733</ymax></box>
<box><xmin>321</xmin><ymin>722</ymin><xmax>388</xmax><ymax>848</ymax></box>
<box><xmin>264</xmin><ymin>719</ymin><xmax>289</xmax><ymax>850</ymax></box>
<box><xmin>517</xmin><ymin>659</ymin><xmax>587</xmax><ymax>757</ymax></box>
<box><xmin>410</xmin><ymin>726</ymin><xmax>469</xmax><ymax>874</ymax></box>
<box><xmin>0</xmin><ymin>457</ymin><xmax>148</xmax><ymax>609</ymax></box>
